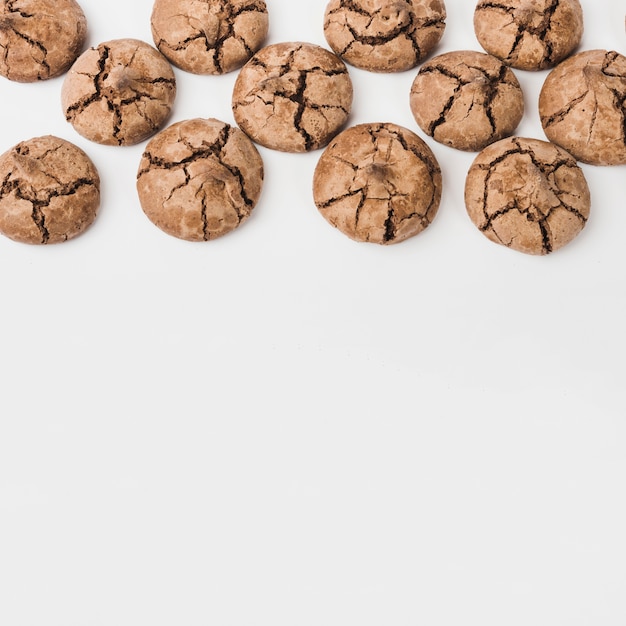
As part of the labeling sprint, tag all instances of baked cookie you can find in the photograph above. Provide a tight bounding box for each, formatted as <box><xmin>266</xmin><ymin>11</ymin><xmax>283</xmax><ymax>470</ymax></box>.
<box><xmin>0</xmin><ymin>0</ymin><xmax>87</xmax><ymax>82</ymax></box>
<box><xmin>464</xmin><ymin>137</ymin><xmax>590</xmax><ymax>255</ymax></box>
<box><xmin>539</xmin><ymin>49</ymin><xmax>626</xmax><ymax>166</ymax></box>
<box><xmin>151</xmin><ymin>0</ymin><xmax>269</xmax><ymax>75</ymax></box>
<box><xmin>137</xmin><ymin>118</ymin><xmax>264</xmax><ymax>241</ymax></box>
<box><xmin>232</xmin><ymin>42</ymin><xmax>353</xmax><ymax>152</ymax></box>
<box><xmin>0</xmin><ymin>135</ymin><xmax>100</xmax><ymax>244</ymax></box>
<box><xmin>410</xmin><ymin>50</ymin><xmax>524</xmax><ymax>152</ymax></box>
<box><xmin>61</xmin><ymin>38</ymin><xmax>176</xmax><ymax>146</ymax></box>
<box><xmin>313</xmin><ymin>122</ymin><xmax>442</xmax><ymax>244</ymax></box>
<box><xmin>474</xmin><ymin>0</ymin><xmax>584</xmax><ymax>71</ymax></box>
<box><xmin>323</xmin><ymin>0</ymin><xmax>446</xmax><ymax>72</ymax></box>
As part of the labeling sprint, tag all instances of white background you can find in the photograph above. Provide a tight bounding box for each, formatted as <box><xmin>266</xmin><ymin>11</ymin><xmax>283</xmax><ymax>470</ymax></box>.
<box><xmin>1</xmin><ymin>1</ymin><xmax>625</xmax><ymax>624</ymax></box>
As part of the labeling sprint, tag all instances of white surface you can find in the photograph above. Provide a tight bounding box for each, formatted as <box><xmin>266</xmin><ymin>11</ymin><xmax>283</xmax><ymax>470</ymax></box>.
<box><xmin>1</xmin><ymin>1</ymin><xmax>625</xmax><ymax>624</ymax></box>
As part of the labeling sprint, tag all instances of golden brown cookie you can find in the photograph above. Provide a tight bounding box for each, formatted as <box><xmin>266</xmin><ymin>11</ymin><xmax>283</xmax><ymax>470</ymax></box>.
<box><xmin>410</xmin><ymin>50</ymin><xmax>524</xmax><ymax>152</ymax></box>
<box><xmin>232</xmin><ymin>42</ymin><xmax>353</xmax><ymax>152</ymax></box>
<box><xmin>136</xmin><ymin>118</ymin><xmax>264</xmax><ymax>241</ymax></box>
<box><xmin>474</xmin><ymin>0</ymin><xmax>584</xmax><ymax>71</ymax></box>
<box><xmin>151</xmin><ymin>0</ymin><xmax>269</xmax><ymax>75</ymax></box>
<box><xmin>464</xmin><ymin>137</ymin><xmax>590</xmax><ymax>255</ymax></box>
<box><xmin>313</xmin><ymin>122</ymin><xmax>442</xmax><ymax>244</ymax></box>
<box><xmin>0</xmin><ymin>0</ymin><xmax>87</xmax><ymax>82</ymax></box>
<box><xmin>323</xmin><ymin>0</ymin><xmax>446</xmax><ymax>72</ymax></box>
<box><xmin>0</xmin><ymin>135</ymin><xmax>100</xmax><ymax>244</ymax></box>
<box><xmin>61</xmin><ymin>38</ymin><xmax>176</xmax><ymax>146</ymax></box>
<box><xmin>539</xmin><ymin>49</ymin><xmax>626</xmax><ymax>166</ymax></box>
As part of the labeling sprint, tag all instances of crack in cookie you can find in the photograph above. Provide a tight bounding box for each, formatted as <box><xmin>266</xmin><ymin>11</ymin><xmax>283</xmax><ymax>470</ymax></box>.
<box><xmin>313</xmin><ymin>122</ymin><xmax>442</xmax><ymax>244</ymax></box>
<box><xmin>136</xmin><ymin>118</ymin><xmax>264</xmax><ymax>241</ymax></box>
<box><xmin>539</xmin><ymin>49</ymin><xmax>626</xmax><ymax>166</ymax></box>
<box><xmin>0</xmin><ymin>136</ymin><xmax>100</xmax><ymax>245</ymax></box>
<box><xmin>0</xmin><ymin>0</ymin><xmax>86</xmax><ymax>82</ymax></box>
<box><xmin>465</xmin><ymin>137</ymin><xmax>590</xmax><ymax>255</ymax></box>
<box><xmin>410</xmin><ymin>51</ymin><xmax>524</xmax><ymax>151</ymax></box>
<box><xmin>474</xmin><ymin>0</ymin><xmax>583</xmax><ymax>71</ymax></box>
<box><xmin>323</xmin><ymin>0</ymin><xmax>446</xmax><ymax>72</ymax></box>
<box><xmin>61</xmin><ymin>39</ymin><xmax>176</xmax><ymax>146</ymax></box>
<box><xmin>232</xmin><ymin>42</ymin><xmax>353</xmax><ymax>153</ymax></box>
<box><xmin>151</xmin><ymin>0</ymin><xmax>268</xmax><ymax>75</ymax></box>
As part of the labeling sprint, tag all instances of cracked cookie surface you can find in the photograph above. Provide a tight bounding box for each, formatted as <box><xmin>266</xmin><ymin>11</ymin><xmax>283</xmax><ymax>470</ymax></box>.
<box><xmin>61</xmin><ymin>38</ymin><xmax>176</xmax><ymax>146</ymax></box>
<box><xmin>474</xmin><ymin>0</ymin><xmax>583</xmax><ymax>71</ymax></box>
<box><xmin>232</xmin><ymin>41</ymin><xmax>353</xmax><ymax>153</ymax></box>
<box><xmin>323</xmin><ymin>0</ymin><xmax>446</xmax><ymax>72</ymax></box>
<box><xmin>151</xmin><ymin>0</ymin><xmax>268</xmax><ymax>75</ymax></box>
<box><xmin>464</xmin><ymin>137</ymin><xmax>590</xmax><ymax>255</ymax></box>
<box><xmin>0</xmin><ymin>135</ymin><xmax>100</xmax><ymax>244</ymax></box>
<box><xmin>410</xmin><ymin>50</ymin><xmax>524</xmax><ymax>152</ymax></box>
<box><xmin>136</xmin><ymin>118</ymin><xmax>264</xmax><ymax>241</ymax></box>
<box><xmin>539</xmin><ymin>49</ymin><xmax>626</xmax><ymax>166</ymax></box>
<box><xmin>0</xmin><ymin>0</ymin><xmax>87</xmax><ymax>82</ymax></box>
<box><xmin>313</xmin><ymin>122</ymin><xmax>442</xmax><ymax>244</ymax></box>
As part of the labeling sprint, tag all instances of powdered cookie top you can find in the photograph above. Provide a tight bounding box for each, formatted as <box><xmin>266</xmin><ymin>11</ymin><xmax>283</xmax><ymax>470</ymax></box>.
<box><xmin>474</xmin><ymin>0</ymin><xmax>584</xmax><ymax>71</ymax></box>
<box><xmin>464</xmin><ymin>137</ymin><xmax>590</xmax><ymax>255</ymax></box>
<box><xmin>313</xmin><ymin>122</ymin><xmax>442</xmax><ymax>244</ymax></box>
<box><xmin>137</xmin><ymin>118</ymin><xmax>264</xmax><ymax>241</ymax></box>
<box><xmin>0</xmin><ymin>135</ymin><xmax>100</xmax><ymax>244</ymax></box>
<box><xmin>0</xmin><ymin>0</ymin><xmax>87</xmax><ymax>82</ymax></box>
<box><xmin>410</xmin><ymin>50</ymin><xmax>524</xmax><ymax>152</ymax></box>
<box><xmin>151</xmin><ymin>0</ymin><xmax>269</xmax><ymax>75</ymax></box>
<box><xmin>539</xmin><ymin>49</ymin><xmax>626</xmax><ymax>166</ymax></box>
<box><xmin>232</xmin><ymin>42</ymin><xmax>353</xmax><ymax>152</ymax></box>
<box><xmin>61</xmin><ymin>38</ymin><xmax>176</xmax><ymax>146</ymax></box>
<box><xmin>323</xmin><ymin>0</ymin><xmax>446</xmax><ymax>72</ymax></box>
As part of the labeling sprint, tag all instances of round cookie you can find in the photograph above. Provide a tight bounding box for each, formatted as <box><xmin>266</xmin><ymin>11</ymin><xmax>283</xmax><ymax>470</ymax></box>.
<box><xmin>410</xmin><ymin>50</ymin><xmax>524</xmax><ymax>152</ymax></box>
<box><xmin>0</xmin><ymin>0</ymin><xmax>87</xmax><ymax>82</ymax></box>
<box><xmin>539</xmin><ymin>49</ymin><xmax>626</xmax><ymax>166</ymax></box>
<box><xmin>323</xmin><ymin>0</ymin><xmax>446</xmax><ymax>73</ymax></box>
<box><xmin>0</xmin><ymin>135</ymin><xmax>100</xmax><ymax>244</ymax></box>
<box><xmin>474</xmin><ymin>0</ymin><xmax>584</xmax><ymax>71</ymax></box>
<box><xmin>313</xmin><ymin>122</ymin><xmax>442</xmax><ymax>244</ymax></box>
<box><xmin>61</xmin><ymin>38</ymin><xmax>176</xmax><ymax>146</ymax></box>
<box><xmin>151</xmin><ymin>0</ymin><xmax>269</xmax><ymax>75</ymax></box>
<box><xmin>136</xmin><ymin>118</ymin><xmax>264</xmax><ymax>241</ymax></box>
<box><xmin>232</xmin><ymin>42</ymin><xmax>353</xmax><ymax>153</ymax></box>
<box><xmin>464</xmin><ymin>137</ymin><xmax>590</xmax><ymax>255</ymax></box>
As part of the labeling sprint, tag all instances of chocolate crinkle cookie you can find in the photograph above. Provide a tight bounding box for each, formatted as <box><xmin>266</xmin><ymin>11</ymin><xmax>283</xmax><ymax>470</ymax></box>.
<box><xmin>232</xmin><ymin>42</ymin><xmax>353</xmax><ymax>153</ymax></box>
<box><xmin>151</xmin><ymin>0</ymin><xmax>269</xmax><ymax>75</ymax></box>
<box><xmin>136</xmin><ymin>118</ymin><xmax>264</xmax><ymax>242</ymax></box>
<box><xmin>313</xmin><ymin>122</ymin><xmax>442</xmax><ymax>244</ymax></box>
<box><xmin>323</xmin><ymin>0</ymin><xmax>446</xmax><ymax>72</ymax></box>
<box><xmin>474</xmin><ymin>0</ymin><xmax>584</xmax><ymax>71</ymax></box>
<box><xmin>464</xmin><ymin>137</ymin><xmax>590</xmax><ymax>255</ymax></box>
<box><xmin>61</xmin><ymin>38</ymin><xmax>176</xmax><ymax>146</ymax></box>
<box><xmin>0</xmin><ymin>135</ymin><xmax>100</xmax><ymax>244</ymax></box>
<box><xmin>0</xmin><ymin>0</ymin><xmax>87</xmax><ymax>82</ymax></box>
<box><xmin>410</xmin><ymin>50</ymin><xmax>524</xmax><ymax>151</ymax></box>
<box><xmin>539</xmin><ymin>49</ymin><xmax>626</xmax><ymax>166</ymax></box>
